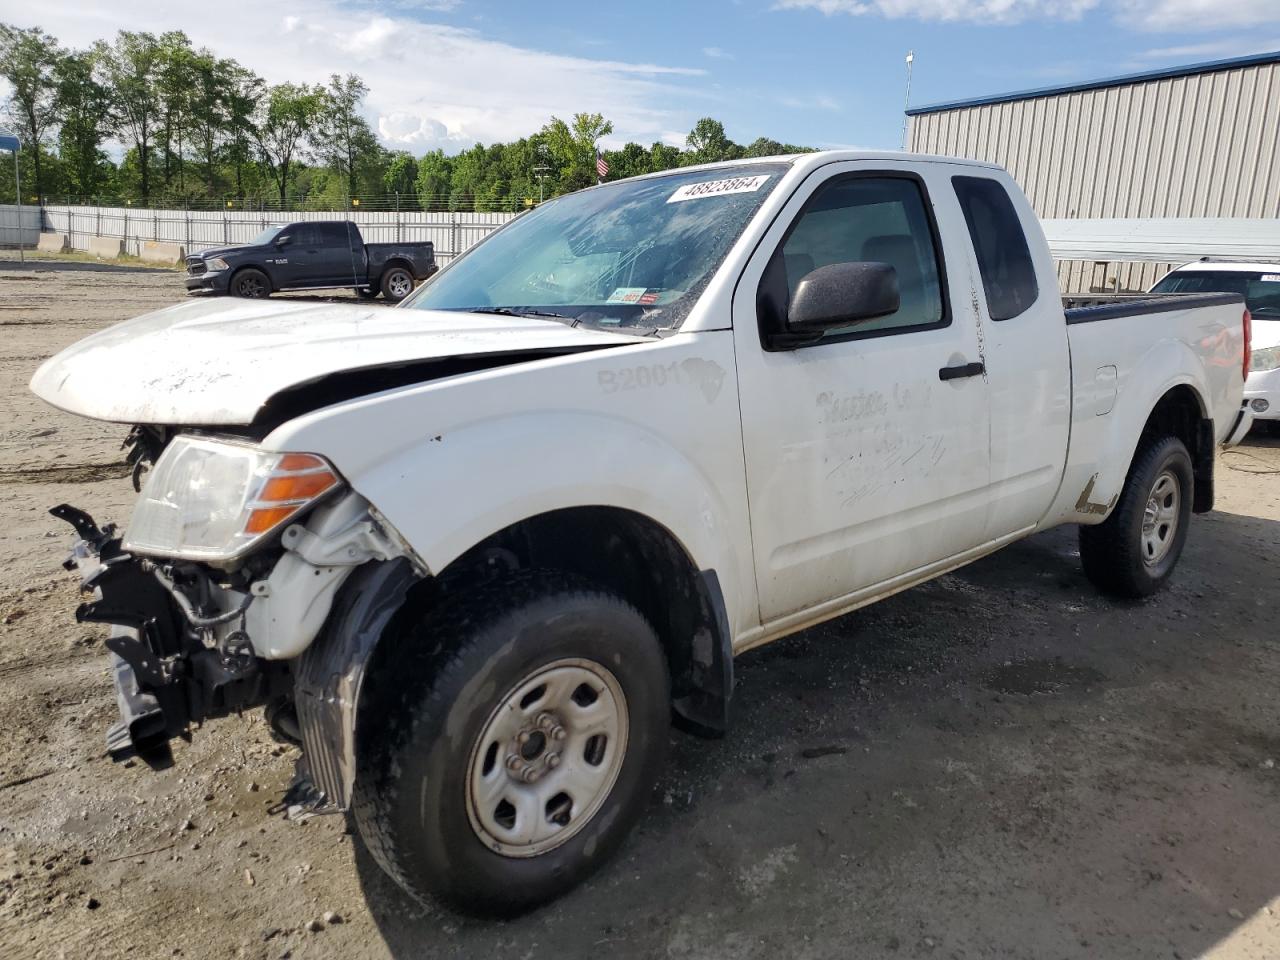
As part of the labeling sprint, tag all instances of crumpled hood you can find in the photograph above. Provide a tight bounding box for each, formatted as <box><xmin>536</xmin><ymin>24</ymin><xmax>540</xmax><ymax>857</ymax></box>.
<box><xmin>30</xmin><ymin>298</ymin><xmax>646</xmax><ymax>426</ymax></box>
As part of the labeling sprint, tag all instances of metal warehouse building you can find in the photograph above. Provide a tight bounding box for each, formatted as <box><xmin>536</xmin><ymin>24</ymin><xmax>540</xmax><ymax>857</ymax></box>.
<box><xmin>905</xmin><ymin>51</ymin><xmax>1280</xmax><ymax>292</ymax></box>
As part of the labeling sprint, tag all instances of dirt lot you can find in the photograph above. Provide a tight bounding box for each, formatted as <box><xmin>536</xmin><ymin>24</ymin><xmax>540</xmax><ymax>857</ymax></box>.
<box><xmin>1</xmin><ymin>256</ymin><xmax>1279</xmax><ymax>960</ymax></box>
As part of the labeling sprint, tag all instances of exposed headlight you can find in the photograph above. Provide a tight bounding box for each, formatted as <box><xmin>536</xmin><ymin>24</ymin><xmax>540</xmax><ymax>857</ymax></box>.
<box><xmin>123</xmin><ymin>436</ymin><xmax>342</xmax><ymax>563</ymax></box>
<box><xmin>1250</xmin><ymin>345</ymin><xmax>1280</xmax><ymax>373</ymax></box>
<box><xmin>205</xmin><ymin>257</ymin><xmax>229</xmax><ymax>272</ymax></box>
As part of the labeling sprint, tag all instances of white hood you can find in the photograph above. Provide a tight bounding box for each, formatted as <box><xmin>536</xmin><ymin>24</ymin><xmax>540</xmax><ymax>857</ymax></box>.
<box><xmin>30</xmin><ymin>298</ymin><xmax>646</xmax><ymax>426</ymax></box>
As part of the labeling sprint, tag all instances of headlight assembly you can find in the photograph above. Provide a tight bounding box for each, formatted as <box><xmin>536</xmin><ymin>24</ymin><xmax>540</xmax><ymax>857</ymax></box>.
<box><xmin>205</xmin><ymin>257</ymin><xmax>229</xmax><ymax>272</ymax></box>
<box><xmin>123</xmin><ymin>436</ymin><xmax>342</xmax><ymax>563</ymax></box>
<box><xmin>1250</xmin><ymin>345</ymin><xmax>1280</xmax><ymax>373</ymax></box>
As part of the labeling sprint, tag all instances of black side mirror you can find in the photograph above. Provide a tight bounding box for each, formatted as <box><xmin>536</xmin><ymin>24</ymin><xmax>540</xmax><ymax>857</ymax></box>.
<box><xmin>788</xmin><ymin>261</ymin><xmax>900</xmax><ymax>333</ymax></box>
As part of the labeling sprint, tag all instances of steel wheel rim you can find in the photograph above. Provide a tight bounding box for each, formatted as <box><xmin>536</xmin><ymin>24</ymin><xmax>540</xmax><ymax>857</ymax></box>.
<box><xmin>1141</xmin><ymin>469</ymin><xmax>1180</xmax><ymax>565</ymax></box>
<box><xmin>465</xmin><ymin>657</ymin><xmax>628</xmax><ymax>858</ymax></box>
<box><xmin>388</xmin><ymin>272</ymin><xmax>411</xmax><ymax>298</ymax></box>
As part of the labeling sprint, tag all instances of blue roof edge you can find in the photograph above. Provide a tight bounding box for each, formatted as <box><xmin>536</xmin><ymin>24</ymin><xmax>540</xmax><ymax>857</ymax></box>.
<box><xmin>905</xmin><ymin>49</ymin><xmax>1280</xmax><ymax>116</ymax></box>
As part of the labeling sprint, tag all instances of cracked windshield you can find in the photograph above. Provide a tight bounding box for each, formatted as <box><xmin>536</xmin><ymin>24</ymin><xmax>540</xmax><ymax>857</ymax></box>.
<box><xmin>404</xmin><ymin>164</ymin><xmax>787</xmax><ymax>331</ymax></box>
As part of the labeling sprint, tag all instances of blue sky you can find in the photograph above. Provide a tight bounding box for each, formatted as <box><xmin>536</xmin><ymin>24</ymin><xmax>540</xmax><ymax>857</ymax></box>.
<box><xmin>3</xmin><ymin>0</ymin><xmax>1278</xmax><ymax>154</ymax></box>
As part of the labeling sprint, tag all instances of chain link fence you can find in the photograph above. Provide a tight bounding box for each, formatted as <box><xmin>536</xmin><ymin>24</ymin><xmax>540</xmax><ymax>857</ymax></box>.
<box><xmin>38</xmin><ymin>204</ymin><xmax>521</xmax><ymax>264</ymax></box>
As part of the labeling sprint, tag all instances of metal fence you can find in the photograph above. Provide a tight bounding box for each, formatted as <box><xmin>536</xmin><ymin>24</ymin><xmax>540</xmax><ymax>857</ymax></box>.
<box><xmin>0</xmin><ymin>204</ymin><xmax>42</xmax><ymax>249</ymax></box>
<box><xmin>37</xmin><ymin>204</ymin><xmax>520</xmax><ymax>264</ymax></box>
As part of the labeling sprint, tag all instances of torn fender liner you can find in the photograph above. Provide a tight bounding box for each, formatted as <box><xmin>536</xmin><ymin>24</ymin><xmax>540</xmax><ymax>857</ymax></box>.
<box><xmin>294</xmin><ymin>558</ymin><xmax>420</xmax><ymax>810</ymax></box>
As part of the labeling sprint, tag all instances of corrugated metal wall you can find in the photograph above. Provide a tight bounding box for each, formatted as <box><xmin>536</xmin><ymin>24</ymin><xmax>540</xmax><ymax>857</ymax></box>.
<box><xmin>907</xmin><ymin>59</ymin><xmax>1280</xmax><ymax>291</ymax></box>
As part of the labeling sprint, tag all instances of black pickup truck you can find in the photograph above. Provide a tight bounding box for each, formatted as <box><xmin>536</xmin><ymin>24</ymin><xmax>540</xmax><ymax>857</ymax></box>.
<box><xmin>185</xmin><ymin>221</ymin><xmax>436</xmax><ymax>302</ymax></box>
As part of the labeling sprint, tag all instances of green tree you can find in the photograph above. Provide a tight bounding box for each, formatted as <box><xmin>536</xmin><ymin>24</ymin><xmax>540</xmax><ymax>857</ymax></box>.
<box><xmin>223</xmin><ymin>63</ymin><xmax>263</xmax><ymax>199</ymax></box>
<box><xmin>415</xmin><ymin>148</ymin><xmax>451</xmax><ymax>210</ymax></box>
<box><xmin>55</xmin><ymin>48</ymin><xmax>112</xmax><ymax>197</ymax></box>
<box><xmin>383</xmin><ymin>150</ymin><xmax>418</xmax><ymax>201</ymax></box>
<box><xmin>0</xmin><ymin>23</ymin><xmax>63</xmax><ymax>197</ymax></box>
<box><xmin>684</xmin><ymin>117</ymin><xmax>739</xmax><ymax>164</ymax></box>
<box><xmin>649</xmin><ymin>141</ymin><xmax>681</xmax><ymax>172</ymax></box>
<box><xmin>253</xmin><ymin>82</ymin><xmax>324</xmax><ymax>204</ymax></box>
<box><xmin>155</xmin><ymin>31</ymin><xmax>196</xmax><ymax>195</ymax></box>
<box><xmin>314</xmin><ymin>73</ymin><xmax>381</xmax><ymax>200</ymax></box>
<box><xmin>96</xmin><ymin>31</ymin><xmax>162</xmax><ymax>198</ymax></box>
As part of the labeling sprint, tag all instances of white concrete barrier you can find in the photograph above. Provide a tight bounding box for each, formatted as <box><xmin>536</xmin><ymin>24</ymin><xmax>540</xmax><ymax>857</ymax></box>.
<box><xmin>87</xmin><ymin>236</ymin><xmax>124</xmax><ymax>259</ymax></box>
<box><xmin>37</xmin><ymin>232</ymin><xmax>69</xmax><ymax>253</ymax></box>
<box><xmin>139</xmin><ymin>240</ymin><xmax>185</xmax><ymax>265</ymax></box>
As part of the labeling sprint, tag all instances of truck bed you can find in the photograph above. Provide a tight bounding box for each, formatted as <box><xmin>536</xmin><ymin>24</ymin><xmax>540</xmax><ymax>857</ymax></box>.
<box><xmin>1042</xmin><ymin>291</ymin><xmax>1247</xmax><ymax>528</ymax></box>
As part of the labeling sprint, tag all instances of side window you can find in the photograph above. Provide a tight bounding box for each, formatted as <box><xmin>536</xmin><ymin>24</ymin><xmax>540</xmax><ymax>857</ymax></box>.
<box><xmin>315</xmin><ymin>223</ymin><xmax>349</xmax><ymax>247</ymax></box>
<box><xmin>288</xmin><ymin>224</ymin><xmax>316</xmax><ymax>247</ymax></box>
<box><xmin>952</xmin><ymin>176</ymin><xmax>1039</xmax><ymax>321</ymax></box>
<box><xmin>760</xmin><ymin>176</ymin><xmax>947</xmax><ymax>342</ymax></box>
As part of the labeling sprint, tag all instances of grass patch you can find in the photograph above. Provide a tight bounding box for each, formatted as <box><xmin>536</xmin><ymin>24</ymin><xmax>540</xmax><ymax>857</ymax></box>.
<box><xmin>7</xmin><ymin>250</ymin><xmax>183</xmax><ymax>271</ymax></box>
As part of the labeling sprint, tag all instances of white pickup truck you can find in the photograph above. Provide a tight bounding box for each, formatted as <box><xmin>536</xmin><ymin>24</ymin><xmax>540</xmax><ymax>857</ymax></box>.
<box><xmin>30</xmin><ymin>152</ymin><xmax>1252</xmax><ymax>914</ymax></box>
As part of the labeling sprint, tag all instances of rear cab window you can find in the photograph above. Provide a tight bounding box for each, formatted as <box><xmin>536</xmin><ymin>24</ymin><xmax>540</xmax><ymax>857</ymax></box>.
<box><xmin>953</xmin><ymin>175</ymin><xmax>1039</xmax><ymax>321</ymax></box>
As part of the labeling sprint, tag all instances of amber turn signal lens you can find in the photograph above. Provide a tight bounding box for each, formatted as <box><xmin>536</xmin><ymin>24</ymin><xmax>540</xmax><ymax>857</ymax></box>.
<box><xmin>260</xmin><ymin>471</ymin><xmax>339</xmax><ymax>502</ymax></box>
<box><xmin>240</xmin><ymin>453</ymin><xmax>341</xmax><ymax>537</ymax></box>
<box><xmin>244</xmin><ymin>505</ymin><xmax>300</xmax><ymax>535</ymax></box>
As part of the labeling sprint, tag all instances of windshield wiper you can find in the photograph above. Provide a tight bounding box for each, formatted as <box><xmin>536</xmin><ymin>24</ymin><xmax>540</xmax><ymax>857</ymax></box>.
<box><xmin>467</xmin><ymin>306</ymin><xmax>577</xmax><ymax>324</ymax></box>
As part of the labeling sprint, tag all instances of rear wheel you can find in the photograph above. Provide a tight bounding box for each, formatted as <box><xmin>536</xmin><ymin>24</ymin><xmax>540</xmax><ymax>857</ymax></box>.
<box><xmin>380</xmin><ymin>266</ymin><xmax>414</xmax><ymax>302</ymax></box>
<box><xmin>352</xmin><ymin>570</ymin><xmax>669</xmax><ymax>915</ymax></box>
<box><xmin>230</xmin><ymin>267</ymin><xmax>270</xmax><ymax>299</ymax></box>
<box><xmin>1079</xmin><ymin>434</ymin><xmax>1194</xmax><ymax>598</ymax></box>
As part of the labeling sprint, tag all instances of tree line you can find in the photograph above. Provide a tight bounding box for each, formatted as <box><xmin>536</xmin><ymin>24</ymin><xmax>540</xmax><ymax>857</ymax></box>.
<box><xmin>0</xmin><ymin>23</ymin><xmax>813</xmax><ymax>211</ymax></box>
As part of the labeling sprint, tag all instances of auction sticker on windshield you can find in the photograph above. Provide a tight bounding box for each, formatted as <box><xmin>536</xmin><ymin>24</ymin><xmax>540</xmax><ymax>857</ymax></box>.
<box><xmin>1262</xmin><ymin>274</ymin><xmax>1280</xmax><ymax>282</ymax></box>
<box><xmin>668</xmin><ymin>175</ymin><xmax>771</xmax><ymax>203</ymax></box>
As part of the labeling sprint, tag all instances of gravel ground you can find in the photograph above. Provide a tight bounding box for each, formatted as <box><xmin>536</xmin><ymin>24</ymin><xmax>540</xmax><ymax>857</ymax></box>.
<box><xmin>1</xmin><ymin>257</ymin><xmax>1279</xmax><ymax>960</ymax></box>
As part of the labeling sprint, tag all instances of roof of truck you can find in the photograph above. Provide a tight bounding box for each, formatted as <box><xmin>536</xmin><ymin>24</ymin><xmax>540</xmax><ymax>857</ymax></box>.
<box><xmin>1169</xmin><ymin>260</ymin><xmax>1280</xmax><ymax>273</ymax></box>
<box><xmin>618</xmin><ymin>150</ymin><xmax>1003</xmax><ymax>185</ymax></box>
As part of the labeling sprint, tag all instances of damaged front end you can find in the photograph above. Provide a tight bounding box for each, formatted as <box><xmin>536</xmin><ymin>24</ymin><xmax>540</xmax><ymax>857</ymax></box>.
<box><xmin>51</xmin><ymin>434</ymin><xmax>423</xmax><ymax>814</ymax></box>
<box><xmin>53</xmin><ymin>503</ymin><xmax>290</xmax><ymax>767</ymax></box>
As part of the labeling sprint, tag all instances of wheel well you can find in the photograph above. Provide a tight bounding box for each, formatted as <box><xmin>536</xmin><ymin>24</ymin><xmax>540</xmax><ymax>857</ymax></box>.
<box><xmin>379</xmin><ymin>258</ymin><xmax>413</xmax><ymax>279</ymax></box>
<box><xmin>229</xmin><ymin>264</ymin><xmax>270</xmax><ymax>291</ymax></box>
<box><xmin>1140</xmin><ymin>385</ymin><xmax>1214</xmax><ymax>512</ymax></box>
<box><xmin>431</xmin><ymin>507</ymin><xmax>733</xmax><ymax>734</ymax></box>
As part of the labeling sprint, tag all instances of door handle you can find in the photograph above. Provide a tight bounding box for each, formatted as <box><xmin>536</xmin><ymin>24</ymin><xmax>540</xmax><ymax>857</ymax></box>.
<box><xmin>938</xmin><ymin>361</ymin><xmax>985</xmax><ymax>381</ymax></box>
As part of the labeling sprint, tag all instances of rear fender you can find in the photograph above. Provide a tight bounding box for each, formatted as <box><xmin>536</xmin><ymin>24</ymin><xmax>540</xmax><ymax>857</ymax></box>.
<box><xmin>1046</xmin><ymin>337</ymin><xmax>1209</xmax><ymax>526</ymax></box>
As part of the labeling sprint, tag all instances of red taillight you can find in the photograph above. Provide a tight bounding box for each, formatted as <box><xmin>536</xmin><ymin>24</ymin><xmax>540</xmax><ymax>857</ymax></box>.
<box><xmin>1243</xmin><ymin>307</ymin><xmax>1252</xmax><ymax>380</ymax></box>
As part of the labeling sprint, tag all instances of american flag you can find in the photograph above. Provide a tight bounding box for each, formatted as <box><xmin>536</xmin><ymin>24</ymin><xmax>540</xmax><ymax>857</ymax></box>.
<box><xmin>595</xmin><ymin>150</ymin><xmax>609</xmax><ymax>179</ymax></box>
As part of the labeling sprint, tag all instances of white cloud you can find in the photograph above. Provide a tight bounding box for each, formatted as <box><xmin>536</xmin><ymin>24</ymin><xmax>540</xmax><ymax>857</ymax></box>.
<box><xmin>0</xmin><ymin>0</ymin><xmax>708</xmax><ymax>152</ymax></box>
<box><xmin>773</xmin><ymin>0</ymin><xmax>1280</xmax><ymax>27</ymax></box>
<box><xmin>1137</xmin><ymin>37</ymin><xmax>1280</xmax><ymax>59</ymax></box>
<box><xmin>702</xmin><ymin>46</ymin><xmax>734</xmax><ymax>59</ymax></box>
<box><xmin>1117</xmin><ymin>0</ymin><xmax>1280</xmax><ymax>31</ymax></box>
<box><xmin>772</xmin><ymin>0</ymin><xmax>1099</xmax><ymax>24</ymax></box>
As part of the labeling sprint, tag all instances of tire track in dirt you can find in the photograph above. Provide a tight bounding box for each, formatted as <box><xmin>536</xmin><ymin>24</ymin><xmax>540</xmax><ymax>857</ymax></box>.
<box><xmin>0</xmin><ymin>463</ymin><xmax>131</xmax><ymax>484</ymax></box>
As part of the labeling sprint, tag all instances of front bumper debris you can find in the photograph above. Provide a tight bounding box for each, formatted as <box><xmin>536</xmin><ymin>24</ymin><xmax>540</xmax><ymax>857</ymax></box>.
<box><xmin>51</xmin><ymin>503</ymin><xmax>285</xmax><ymax>766</ymax></box>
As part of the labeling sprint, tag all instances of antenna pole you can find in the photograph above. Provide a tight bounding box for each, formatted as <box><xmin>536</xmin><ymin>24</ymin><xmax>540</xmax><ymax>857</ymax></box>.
<box><xmin>901</xmin><ymin>51</ymin><xmax>915</xmax><ymax>151</ymax></box>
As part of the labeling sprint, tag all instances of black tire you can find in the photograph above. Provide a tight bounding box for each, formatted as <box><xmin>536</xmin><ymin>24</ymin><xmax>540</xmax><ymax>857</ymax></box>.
<box><xmin>352</xmin><ymin>569</ymin><xmax>669</xmax><ymax>915</ymax></box>
<box><xmin>1079</xmin><ymin>434</ymin><xmax>1194</xmax><ymax>598</ymax></box>
<box><xmin>380</xmin><ymin>265</ymin><xmax>414</xmax><ymax>302</ymax></box>
<box><xmin>229</xmin><ymin>267</ymin><xmax>270</xmax><ymax>299</ymax></box>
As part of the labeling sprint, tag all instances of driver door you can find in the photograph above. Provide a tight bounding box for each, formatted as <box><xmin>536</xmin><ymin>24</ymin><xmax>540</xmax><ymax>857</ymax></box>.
<box><xmin>732</xmin><ymin>162</ymin><xmax>994</xmax><ymax>625</ymax></box>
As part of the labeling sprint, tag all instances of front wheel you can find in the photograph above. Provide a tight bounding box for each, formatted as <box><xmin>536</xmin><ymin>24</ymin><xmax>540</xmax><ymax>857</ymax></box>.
<box><xmin>352</xmin><ymin>570</ymin><xmax>669</xmax><ymax>915</ymax></box>
<box><xmin>229</xmin><ymin>267</ymin><xmax>270</xmax><ymax>299</ymax></box>
<box><xmin>1079</xmin><ymin>434</ymin><xmax>1194</xmax><ymax>598</ymax></box>
<box><xmin>380</xmin><ymin>266</ymin><xmax>414</xmax><ymax>302</ymax></box>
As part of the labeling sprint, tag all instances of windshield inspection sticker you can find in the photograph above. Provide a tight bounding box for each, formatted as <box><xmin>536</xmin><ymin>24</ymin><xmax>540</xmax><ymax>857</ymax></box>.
<box><xmin>607</xmin><ymin>287</ymin><xmax>650</xmax><ymax>304</ymax></box>
<box><xmin>667</xmin><ymin>174</ymin><xmax>771</xmax><ymax>203</ymax></box>
<box><xmin>1261</xmin><ymin>274</ymin><xmax>1280</xmax><ymax>282</ymax></box>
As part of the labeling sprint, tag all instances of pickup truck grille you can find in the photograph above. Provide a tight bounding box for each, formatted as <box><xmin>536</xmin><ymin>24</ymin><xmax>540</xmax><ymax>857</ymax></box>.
<box><xmin>185</xmin><ymin>258</ymin><xmax>206</xmax><ymax>277</ymax></box>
